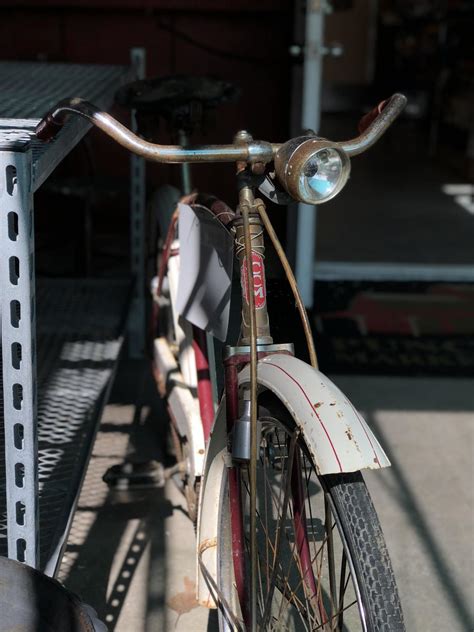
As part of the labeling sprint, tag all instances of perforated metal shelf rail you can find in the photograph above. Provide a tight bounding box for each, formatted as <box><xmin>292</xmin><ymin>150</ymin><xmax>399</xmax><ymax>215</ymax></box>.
<box><xmin>0</xmin><ymin>61</ymin><xmax>131</xmax><ymax>190</ymax></box>
<box><xmin>0</xmin><ymin>279</ymin><xmax>130</xmax><ymax>575</ymax></box>
<box><xmin>0</xmin><ymin>60</ymin><xmax>137</xmax><ymax>574</ymax></box>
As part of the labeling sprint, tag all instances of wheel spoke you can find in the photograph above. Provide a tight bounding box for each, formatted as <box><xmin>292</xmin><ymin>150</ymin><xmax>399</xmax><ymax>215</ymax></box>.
<box><xmin>263</xmin><ymin>440</ymin><xmax>271</xmax><ymax>593</ymax></box>
<box><xmin>337</xmin><ymin>550</ymin><xmax>348</xmax><ymax>631</ymax></box>
<box><xmin>260</xmin><ymin>430</ymin><xmax>299</xmax><ymax>628</ymax></box>
<box><xmin>312</xmin><ymin>599</ymin><xmax>358</xmax><ymax>631</ymax></box>
<box><xmin>221</xmin><ymin>413</ymin><xmax>381</xmax><ymax>632</ymax></box>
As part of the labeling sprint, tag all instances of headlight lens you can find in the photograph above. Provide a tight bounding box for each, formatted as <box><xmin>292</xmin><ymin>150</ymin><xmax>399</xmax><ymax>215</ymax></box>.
<box><xmin>275</xmin><ymin>137</ymin><xmax>350</xmax><ymax>204</ymax></box>
<box><xmin>301</xmin><ymin>147</ymin><xmax>344</xmax><ymax>200</ymax></box>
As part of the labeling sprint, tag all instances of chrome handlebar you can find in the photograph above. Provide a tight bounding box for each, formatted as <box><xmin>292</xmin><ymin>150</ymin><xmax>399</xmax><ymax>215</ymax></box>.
<box><xmin>340</xmin><ymin>93</ymin><xmax>407</xmax><ymax>156</ymax></box>
<box><xmin>35</xmin><ymin>98</ymin><xmax>275</xmax><ymax>164</ymax></box>
<box><xmin>35</xmin><ymin>93</ymin><xmax>407</xmax><ymax>163</ymax></box>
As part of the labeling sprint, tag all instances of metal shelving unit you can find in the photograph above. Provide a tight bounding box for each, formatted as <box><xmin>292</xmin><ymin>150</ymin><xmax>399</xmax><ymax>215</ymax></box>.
<box><xmin>0</xmin><ymin>61</ymin><xmax>135</xmax><ymax>575</ymax></box>
<box><xmin>0</xmin><ymin>279</ymin><xmax>130</xmax><ymax>575</ymax></box>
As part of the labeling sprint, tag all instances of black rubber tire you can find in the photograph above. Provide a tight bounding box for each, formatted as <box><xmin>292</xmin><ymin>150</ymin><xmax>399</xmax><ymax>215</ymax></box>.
<box><xmin>217</xmin><ymin>394</ymin><xmax>405</xmax><ymax>631</ymax></box>
<box><xmin>324</xmin><ymin>472</ymin><xmax>405</xmax><ymax>631</ymax></box>
<box><xmin>0</xmin><ymin>556</ymin><xmax>106</xmax><ymax>631</ymax></box>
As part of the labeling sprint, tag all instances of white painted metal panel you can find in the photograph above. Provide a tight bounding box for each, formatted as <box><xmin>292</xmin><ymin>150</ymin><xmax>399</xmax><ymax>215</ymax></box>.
<box><xmin>239</xmin><ymin>354</ymin><xmax>390</xmax><ymax>474</ymax></box>
<box><xmin>154</xmin><ymin>337</ymin><xmax>204</xmax><ymax>478</ymax></box>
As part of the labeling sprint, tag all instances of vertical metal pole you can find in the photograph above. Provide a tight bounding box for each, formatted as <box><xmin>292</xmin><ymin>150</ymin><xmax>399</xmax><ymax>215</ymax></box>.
<box><xmin>295</xmin><ymin>0</ymin><xmax>328</xmax><ymax>307</ymax></box>
<box><xmin>0</xmin><ymin>140</ymin><xmax>39</xmax><ymax>568</ymax></box>
<box><xmin>177</xmin><ymin>130</ymin><xmax>192</xmax><ymax>196</ymax></box>
<box><xmin>128</xmin><ymin>47</ymin><xmax>147</xmax><ymax>358</ymax></box>
<box><xmin>286</xmin><ymin>0</ymin><xmax>306</xmax><ymax>269</ymax></box>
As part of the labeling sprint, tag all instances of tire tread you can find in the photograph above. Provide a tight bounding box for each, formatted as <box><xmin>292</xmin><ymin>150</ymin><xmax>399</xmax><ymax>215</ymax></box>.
<box><xmin>325</xmin><ymin>472</ymin><xmax>405</xmax><ymax>631</ymax></box>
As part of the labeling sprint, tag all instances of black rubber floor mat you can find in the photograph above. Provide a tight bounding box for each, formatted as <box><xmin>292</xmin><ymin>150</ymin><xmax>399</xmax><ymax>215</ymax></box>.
<box><xmin>312</xmin><ymin>281</ymin><xmax>474</xmax><ymax>375</ymax></box>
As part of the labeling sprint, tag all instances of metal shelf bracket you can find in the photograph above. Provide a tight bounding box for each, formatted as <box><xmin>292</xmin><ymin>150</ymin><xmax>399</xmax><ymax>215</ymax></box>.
<box><xmin>0</xmin><ymin>137</ymin><xmax>39</xmax><ymax>568</ymax></box>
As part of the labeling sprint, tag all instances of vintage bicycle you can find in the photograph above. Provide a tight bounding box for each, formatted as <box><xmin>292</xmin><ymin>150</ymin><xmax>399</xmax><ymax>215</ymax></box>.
<box><xmin>36</xmin><ymin>89</ymin><xmax>407</xmax><ymax>631</ymax></box>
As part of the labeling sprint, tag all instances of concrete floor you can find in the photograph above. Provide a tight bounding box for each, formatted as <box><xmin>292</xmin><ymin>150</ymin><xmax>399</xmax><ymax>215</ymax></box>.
<box><xmin>60</xmin><ymin>359</ymin><xmax>473</xmax><ymax>631</ymax></box>
<box><xmin>60</xmin><ymin>360</ymin><xmax>217</xmax><ymax>631</ymax></box>
<box><xmin>336</xmin><ymin>375</ymin><xmax>474</xmax><ymax>632</ymax></box>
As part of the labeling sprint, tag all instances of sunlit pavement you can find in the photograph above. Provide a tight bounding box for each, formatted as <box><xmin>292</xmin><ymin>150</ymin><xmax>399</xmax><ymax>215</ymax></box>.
<box><xmin>336</xmin><ymin>375</ymin><xmax>473</xmax><ymax>632</ymax></box>
<box><xmin>61</xmin><ymin>361</ymin><xmax>473</xmax><ymax>631</ymax></box>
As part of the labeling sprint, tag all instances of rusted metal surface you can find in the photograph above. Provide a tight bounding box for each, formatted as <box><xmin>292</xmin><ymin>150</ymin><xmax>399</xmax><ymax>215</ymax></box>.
<box><xmin>339</xmin><ymin>93</ymin><xmax>407</xmax><ymax>156</ymax></box>
<box><xmin>234</xmin><ymin>213</ymin><xmax>272</xmax><ymax>346</ymax></box>
<box><xmin>196</xmin><ymin>440</ymin><xmax>226</xmax><ymax>609</ymax></box>
<box><xmin>274</xmin><ymin>136</ymin><xmax>351</xmax><ymax>204</ymax></box>
<box><xmin>238</xmin><ymin>353</ymin><xmax>391</xmax><ymax>475</ymax></box>
<box><xmin>223</xmin><ymin>342</ymin><xmax>294</xmax><ymax>360</ymax></box>
<box><xmin>35</xmin><ymin>93</ymin><xmax>406</xmax><ymax>168</ymax></box>
<box><xmin>238</xmin><ymin>191</ymin><xmax>258</xmax><ymax>629</ymax></box>
<box><xmin>36</xmin><ymin>99</ymin><xmax>275</xmax><ymax>164</ymax></box>
<box><xmin>256</xmin><ymin>201</ymin><xmax>319</xmax><ymax>368</ymax></box>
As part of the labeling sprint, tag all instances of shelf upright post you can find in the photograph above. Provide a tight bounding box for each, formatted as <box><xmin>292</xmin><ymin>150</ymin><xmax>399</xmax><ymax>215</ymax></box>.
<box><xmin>128</xmin><ymin>47</ymin><xmax>147</xmax><ymax>358</ymax></box>
<box><xmin>0</xmin><ymin>134</ymin><xmax>39</xmax><ymax>568</ymax></box>
<box><xmin>295</xmin><ymin>0</ymin><xmax>328</xmax><ymax>308</ymax></box>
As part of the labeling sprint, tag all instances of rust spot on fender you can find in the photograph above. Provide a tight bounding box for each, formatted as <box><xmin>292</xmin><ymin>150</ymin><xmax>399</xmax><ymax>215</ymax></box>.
<box><xmin>345</xmin><ymin>428</ymin><xmax>361</xmax><ymax>453</ymax></box>
<box><xmin>313</xmin><ymin>401</ymin><xmax>323</xmax><ymax>409</ymax></box>
<box><xmin>198</xmin><ymin>537</ymin><xmax>217</xmax><ymax>554</ymax></box>
<box><xmin>336</xmin><ymin>410</ymin><xmax>344</xmax><ymax>418</ymax></box>
<box><xmin>329</xmin><ymin>401</ymin><xmax>336</xmax><ymax>406</ymax></box>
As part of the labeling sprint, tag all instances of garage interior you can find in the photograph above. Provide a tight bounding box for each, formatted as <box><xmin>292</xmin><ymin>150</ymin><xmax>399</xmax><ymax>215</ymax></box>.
<box><xmin>0</xmin><ymin>1</ymin><xmax>472</xmax><ymax>631</ymax></box>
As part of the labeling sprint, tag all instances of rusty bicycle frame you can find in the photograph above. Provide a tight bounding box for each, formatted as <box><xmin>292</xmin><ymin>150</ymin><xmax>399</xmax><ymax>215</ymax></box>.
<box><xmin>36</xmin><ymin>92</ymin><xmax>407</xmax><ymax>631</ymax></box>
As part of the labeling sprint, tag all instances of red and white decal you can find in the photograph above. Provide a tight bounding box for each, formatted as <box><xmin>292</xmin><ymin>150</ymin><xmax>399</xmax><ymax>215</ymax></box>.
<box><xmin>241</xmin><ymin>252</ymin><xmax>267</xmax><ymax>309</ymax></box>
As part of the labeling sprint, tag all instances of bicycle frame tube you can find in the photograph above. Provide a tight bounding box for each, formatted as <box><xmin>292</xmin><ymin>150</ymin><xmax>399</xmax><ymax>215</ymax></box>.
<box><xmin>192</xmin><ymin>326</ymin><xmax>214</xmax><ymax>442</ymax></box>
<box><xmin>234</xmin><ymin>207</ymin><xmax>273</xmax><ymax>346</ymax></box>
<box><xmin>223</xmin><ymin>357</ymin><xmax>247</xmax><ymax>620</ymax></box>
<box><xmin>154</xmin><ymin>205</ymin><xmax>215</xmax><ymax>443</ymax></box>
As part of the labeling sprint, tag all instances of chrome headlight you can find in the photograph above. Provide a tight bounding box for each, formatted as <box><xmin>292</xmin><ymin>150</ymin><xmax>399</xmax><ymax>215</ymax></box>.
<box><xmin>274</xmin><ymin>136</ymin><xmax>350</xmax><ymax>204</ymax></box>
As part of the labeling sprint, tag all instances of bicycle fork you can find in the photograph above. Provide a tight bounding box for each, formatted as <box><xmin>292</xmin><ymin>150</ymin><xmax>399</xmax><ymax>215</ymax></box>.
<box><xmin>225</xmin><ymin>186</ymin><xmax>321</xmax><ymax>630</ymax></box>
<box><xmin>227</xmin><ymin>185</ymin><xmax>271</xmax><ymax>630</ymax></box>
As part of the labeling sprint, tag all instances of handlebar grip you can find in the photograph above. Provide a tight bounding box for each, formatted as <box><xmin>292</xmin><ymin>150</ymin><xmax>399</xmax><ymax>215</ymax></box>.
<box><xmin>358</xmin><ymin>99</ymin><xmax>389</xmax><ymax>134</ymax></box>
<box><xmin>35</xmin><ymin>113</ymin><xmax>65</xmax><ymax>142</ymax></box>
<box><xmin>357</xmin><ymin>93</ymin><xmax>407</xmax><ymax>135</ymax></box>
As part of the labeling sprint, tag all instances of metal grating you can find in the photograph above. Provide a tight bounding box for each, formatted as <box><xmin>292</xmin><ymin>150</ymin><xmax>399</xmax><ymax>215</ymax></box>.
<box><xmin>0</xmin><ymin>61</ymin><xmax>131</xmax><ymax>190</ymax></box>
<box><xmin>0</xmin><ymin>279</ymin><xmax>130</xmax><ymax>573</ymax></box>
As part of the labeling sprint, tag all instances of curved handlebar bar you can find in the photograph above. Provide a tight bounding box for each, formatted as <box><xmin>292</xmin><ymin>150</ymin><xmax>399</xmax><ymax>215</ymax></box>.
<box><xmin>344</xmin><ymin>93</ymin><xmax>407</xmax><ymax>156</ymax></box>
<box><xmin>35</xmin><ymin>93</ymin><xmax>406</xmax><ymax>162</ymax></box>
<box><xmin>36</xmin><ymin>98</ymin><xmax>274</xmax><ymax>164</ymax></box>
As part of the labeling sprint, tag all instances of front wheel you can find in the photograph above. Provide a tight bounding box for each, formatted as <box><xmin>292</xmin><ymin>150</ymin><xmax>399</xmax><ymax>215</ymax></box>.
<box><xmin>217</xmin><ymin>395</ymin><xmax>405</xmax><ymax>631</ymax></box>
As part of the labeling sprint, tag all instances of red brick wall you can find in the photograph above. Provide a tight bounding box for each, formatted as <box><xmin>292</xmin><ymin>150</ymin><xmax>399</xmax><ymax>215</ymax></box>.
<box><xmin>0</xmin><ymin>3</ymin><xmax>293</xmax><ymax>203</ymax></box>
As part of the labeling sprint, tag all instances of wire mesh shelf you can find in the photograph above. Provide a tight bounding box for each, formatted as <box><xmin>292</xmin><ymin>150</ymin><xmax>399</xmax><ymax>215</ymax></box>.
<box><xmin>0</xmin><ymin>279</ymin><xmax>131</xmax><ymax>573</ymax></box>
<box><xmin>0</xmin><ymin>61</ymin><xmax>131</xmax><ymax>190</ymax></box>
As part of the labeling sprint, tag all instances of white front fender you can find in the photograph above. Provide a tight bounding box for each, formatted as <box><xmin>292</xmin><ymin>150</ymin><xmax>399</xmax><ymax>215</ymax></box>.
<box><xmin>239</xmin><ymin>353</ymin><xmax>390</xmax><ymax>474</ymax></box>
<box><xmin>196</xmin><ymin>353</ymin><xmax>390</xmax><ymax>608</ymax></box>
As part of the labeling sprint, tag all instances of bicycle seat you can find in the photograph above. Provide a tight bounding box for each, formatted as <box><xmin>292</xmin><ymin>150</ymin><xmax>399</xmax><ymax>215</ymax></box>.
<box><xmin>115</xmin><ymin>75</ymin><xmax>240</xmax><ymax>135</ymax></box>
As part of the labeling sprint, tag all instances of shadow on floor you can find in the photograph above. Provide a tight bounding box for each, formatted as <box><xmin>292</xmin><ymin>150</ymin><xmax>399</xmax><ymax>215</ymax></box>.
<box><xmin>61</xmin><ymin>358</ymin><xmax>179</xmax><ymax>630</ymax></box>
